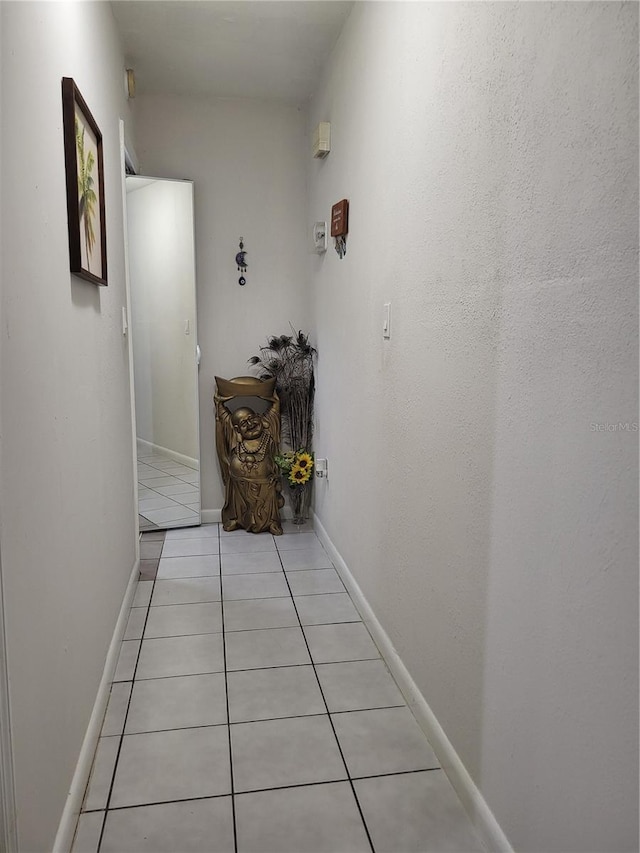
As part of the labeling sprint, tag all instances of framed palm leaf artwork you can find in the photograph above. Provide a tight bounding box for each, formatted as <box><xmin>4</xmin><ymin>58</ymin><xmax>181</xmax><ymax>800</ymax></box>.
<box><xmin>62</xmin><ymin>77</ymin><xmax>107</xmax><ymax>285</ymax></box>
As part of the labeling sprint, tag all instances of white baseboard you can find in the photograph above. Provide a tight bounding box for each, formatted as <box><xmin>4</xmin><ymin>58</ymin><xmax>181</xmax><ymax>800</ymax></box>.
<box><xmin>52</xmin><ymin>558</ymin><xmax>140</xmax><ymax>853</ymax></box>
<box><xmin>201</xmin><ymin>509</ymin><xmax>221</xmax><ymax>524</ymax></box>
<box><xmin>312</xmin><ymin>512</ymin><xmax>513</xmax><ymax>853</ymax></box>
<box><xmin>136</xmin><ymin>438</ymin><xmax>198</xmax><ymax>470</ymax></box>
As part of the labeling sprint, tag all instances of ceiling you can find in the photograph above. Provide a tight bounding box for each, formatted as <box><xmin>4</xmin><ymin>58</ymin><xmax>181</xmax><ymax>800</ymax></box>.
<box><xmin>110</xmin><ymin>1</ymin><xmax>353</xmax><ymax>105</ymax></box>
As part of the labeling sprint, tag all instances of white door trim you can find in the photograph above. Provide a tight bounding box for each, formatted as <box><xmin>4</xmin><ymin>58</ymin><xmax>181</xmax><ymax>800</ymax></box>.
<box><xmin>120</xmin><ymin>119</ymin><xmax>142</xmax><ymax>551</ymax></box>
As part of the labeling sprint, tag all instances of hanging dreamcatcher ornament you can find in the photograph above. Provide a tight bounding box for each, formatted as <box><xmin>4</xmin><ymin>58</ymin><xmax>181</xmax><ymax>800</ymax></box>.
<box><xmin>236</xmin><ymin>237</ymin><xmax>248</xmax><ymax>285</ymax></box>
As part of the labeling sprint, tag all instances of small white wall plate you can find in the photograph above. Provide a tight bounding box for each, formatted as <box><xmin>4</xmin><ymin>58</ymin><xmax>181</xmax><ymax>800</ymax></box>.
<box><xmin>313</xmin><ymin>221</ymin><xmax>328</xmax><ymax>253</ymax></box>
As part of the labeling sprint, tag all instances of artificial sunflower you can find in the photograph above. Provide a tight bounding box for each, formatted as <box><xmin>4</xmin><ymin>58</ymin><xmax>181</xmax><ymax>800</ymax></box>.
<box><xmin>289</xmin><ymin>465</ymin><xmax>311</xmax><ymax>485</ymax></box>
<box><xmin>295</xmin><ymin>452</ymin><xmax>314</xmax><ymax>470</ymax></box>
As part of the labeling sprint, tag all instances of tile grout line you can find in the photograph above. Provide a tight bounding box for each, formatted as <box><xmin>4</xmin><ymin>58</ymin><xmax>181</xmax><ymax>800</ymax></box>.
<box><xmin>104</xmin><ymin>701</ymin><xmax>409</xmax><ymax>739</ymax></box>
<box><xmin>124</xmin><ymin>659</ymin><xmax>388</xmax><ymax>680</ymax></box>
<box><xmin>229</xmin><ymin>617</ymin><xmax>361</xmax><ymax>629</ymax></box>
<box><xmin>149</xmin><ymin>588</ymin><xmax>359</xmax><ymax>611</ymax></box>
<box><xmin>274</xmin><ymin>538</ymin><xmax>377</xmax><ymax>853</ymax></box>
<box><xmin>139</xmin><ymin>481</ymin><xmax>197</xmax><ymax>503</ymax></box>
<box><xmin>84</xmin><ymin>766</ymin><xmax>443</xmax><ymax>816</ymax></box>
<box><xmin>219</xmin><ymin>523</ymin><xmax>239</xmax><ymax>853</ymax></box>
<box><xmin>95</xmin><ymin>532</ymin><xmax>163</xmax><ymax>853</ymax></box>
<box><xmin>139</xmin><ymin>459</ymin><xmax>198</xmax><ymax>473</ymax></box>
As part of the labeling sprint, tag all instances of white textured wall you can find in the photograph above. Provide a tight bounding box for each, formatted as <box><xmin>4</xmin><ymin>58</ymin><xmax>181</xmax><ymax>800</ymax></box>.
<box><xmin>128</xmin><ymin>180</ymin><xmax>199</xmax><ymax>460</ymax></box>
<box><xmin>0</xmin><ymin>3</ymin><xmax>137</xmax><ymax>849</ymax></box>
<box><xmin>309</xmin><ymin>3</ymin><xmax>638</xmax><ymax>852</ymax></box>
<box><xmin>133</xmin><ymin>95</ymin><xmax>310</xmax><ymax>512</ymax></box>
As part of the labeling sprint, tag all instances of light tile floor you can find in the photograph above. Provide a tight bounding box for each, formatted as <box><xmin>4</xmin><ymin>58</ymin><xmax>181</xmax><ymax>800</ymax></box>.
<box><xmin>137</xmin><ymin>445</ymin><xmax>200</xmax><ymax>531</ymax></box>
<box><xmin>72</xmin><ymin>523</ymin><xmax>486</xmax><ymax>853</ymax></box>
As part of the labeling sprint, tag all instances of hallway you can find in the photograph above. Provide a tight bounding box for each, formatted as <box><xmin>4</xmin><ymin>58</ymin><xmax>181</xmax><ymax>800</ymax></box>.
<box><xmin>72</xmin><ymin>524</ymin><xmax>485</xmax><ymax>853</ymax></box>
<box><xmin>1</xmin><ymin>2</ymin><xmax>637</xmax><ymax>849</ymax></box>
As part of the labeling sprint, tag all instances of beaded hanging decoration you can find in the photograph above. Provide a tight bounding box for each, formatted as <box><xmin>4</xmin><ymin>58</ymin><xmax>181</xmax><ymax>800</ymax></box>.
<box><xmin>236</xmin><ymin>237</ymin><xmax>248</xmax><ymax>285</ymax></box>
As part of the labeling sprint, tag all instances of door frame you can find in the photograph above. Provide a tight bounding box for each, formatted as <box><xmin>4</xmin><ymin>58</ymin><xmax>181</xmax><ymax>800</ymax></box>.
<box><xmin>120</xmin><ymin>119</ymin><xmax>142</xmax><ymax>550</ymax></box>
<box><xmin>122</xmin><ymin>150</ymin><xmax>201</xmax><ymax>531</ymax></box>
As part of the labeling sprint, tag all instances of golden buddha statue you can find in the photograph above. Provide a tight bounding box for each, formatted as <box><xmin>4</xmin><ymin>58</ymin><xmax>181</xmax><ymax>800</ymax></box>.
<box><xmin>214</xmin><ymin>376</ymin><xmax>284</xmax><ymax>535</ymax></box>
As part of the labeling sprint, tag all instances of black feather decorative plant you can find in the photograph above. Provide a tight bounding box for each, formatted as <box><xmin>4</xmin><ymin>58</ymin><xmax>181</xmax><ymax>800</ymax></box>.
<box><xmin>248</xmin><ymin>329</ymin><xmax>316</xmax><ymax>454</ymax></box>
<box><xmin>249</xmin><ymin>329</ymin><xmax>317</xmax><ymax>523</ymax></box>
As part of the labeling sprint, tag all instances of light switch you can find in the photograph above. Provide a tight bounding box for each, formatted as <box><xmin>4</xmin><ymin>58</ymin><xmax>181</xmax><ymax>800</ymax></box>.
<box><xmin>383</xmin><ymin>303</ymin><xmax>391</xmax><ymax>339</ymax></box>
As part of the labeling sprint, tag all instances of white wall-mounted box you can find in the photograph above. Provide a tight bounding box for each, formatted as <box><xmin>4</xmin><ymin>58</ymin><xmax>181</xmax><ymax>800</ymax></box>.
<box><xmin>313</xmin><ymin>122</ymin><xmax>331</xmax><ymax>158</ymax></box>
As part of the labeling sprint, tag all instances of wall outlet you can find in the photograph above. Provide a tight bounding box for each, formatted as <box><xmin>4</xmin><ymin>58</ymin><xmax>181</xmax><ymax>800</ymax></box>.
<box><xmin>315</xmin><ymin>458</ymin><xmax>328</xmax><ymax>478</ymax></box>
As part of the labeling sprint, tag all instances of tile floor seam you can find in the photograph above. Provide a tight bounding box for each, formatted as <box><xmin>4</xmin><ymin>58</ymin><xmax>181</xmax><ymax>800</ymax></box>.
<box><xmin>223</xmin><ymin>622</ymin><xmax>299</xmax><ymax>633</ymax></box>
<box><xmin>229</xmin><ymin>710</ymin><xmax>330</xmax><ymax>728</ymax></box>
<box><xmin>98</xmin><ymin>770</ymin><xmax>428</xmax><ymax>816</ymax></box>
<box><xmin>274</xmin><ymin>541</ymin><xmax>377</xmax><ymax>853</ymax></box>
<box><xmin>133</xmin><ymin>668</ymin><xmax>226</xmax><ymax>681</ymax></box>
<box><xmin>220</xmin><ymin>571</ymin><xmax>285</xmax><ymax>577</ymax></box>
<box><xmin>328</xmin><ymin>703</ymin><xmax>413</xmax><ymax>715</ymax></box>
<box><xmin>122</xmin><ymin>721</ymin><xmax>229</xmax><ymax>737</ymax></box>
<box><xmin>98</xmin><ymin>792</ymin><xmax>232</xmax><ymax>813</ymax></box>
<box><xmin>221</xmin><ymin>662</ymin><xmax>316</xmax><ymax>673</ymax></box>
<box><xmin>154</xmin><ymin>576</ymin><xmax>222</xmax><ymax>582</ymax></box>
<box><xmin>143</xmin><ymin>630</ymin><xmax>224</xmax><ymax>640</ymax></box>
<box><xmin>350</xmin><ymin>766</ymin><xmax>442</xmax><ymax>782</ymax></box>
<box><xmin>220</xmin><ymin>550</ymin><xmax>278</xmax><ymax>556</ymax></box>
<box><xmin>225</xmin><ymin>618</ymin><xmax>361</xmax><ymax>632</ymax></box>
<box><xmin>285</xmin><ymin>589</ymin><xmax>348</xmax><ymax>598</ymax></box>
<box><xmin>139</xmin><ymin>491</ymin><xmax>188</xmax><ymax>505</ymax></box>
<box><xmin>145</xmin><ymin>601</ymin><xmax>224</xmax><ymax>609</ymax></box>
<box><xmin>230</xmin><ymin>769</ymin><xmax>443</xmax><ymax>798</ymax></box>
<box><xmin>227</xmin><ymin>702</ymin><xmax>431</xmax><ymax>732</ymax></box>
<box><xmin>219</xmin><ymin>524</ymin><xmax>239</xmax><ymax>853</ymax></box>
<box><xmin>147</xmin><ymin>467</ymin><xmax>199</xmax><ymax>479</ymax></box>
<box><xmin>119</xmin><ymin>670</ymin><xmax>220</xmax><ymax>683</ymax></box>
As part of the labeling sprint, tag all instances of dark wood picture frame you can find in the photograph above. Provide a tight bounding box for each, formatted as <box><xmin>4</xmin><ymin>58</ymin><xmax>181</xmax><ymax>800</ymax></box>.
<box><xmin>62</xmin><ymin>77</ymin><xmax>107</xmax><ymax>285</ymax></box>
